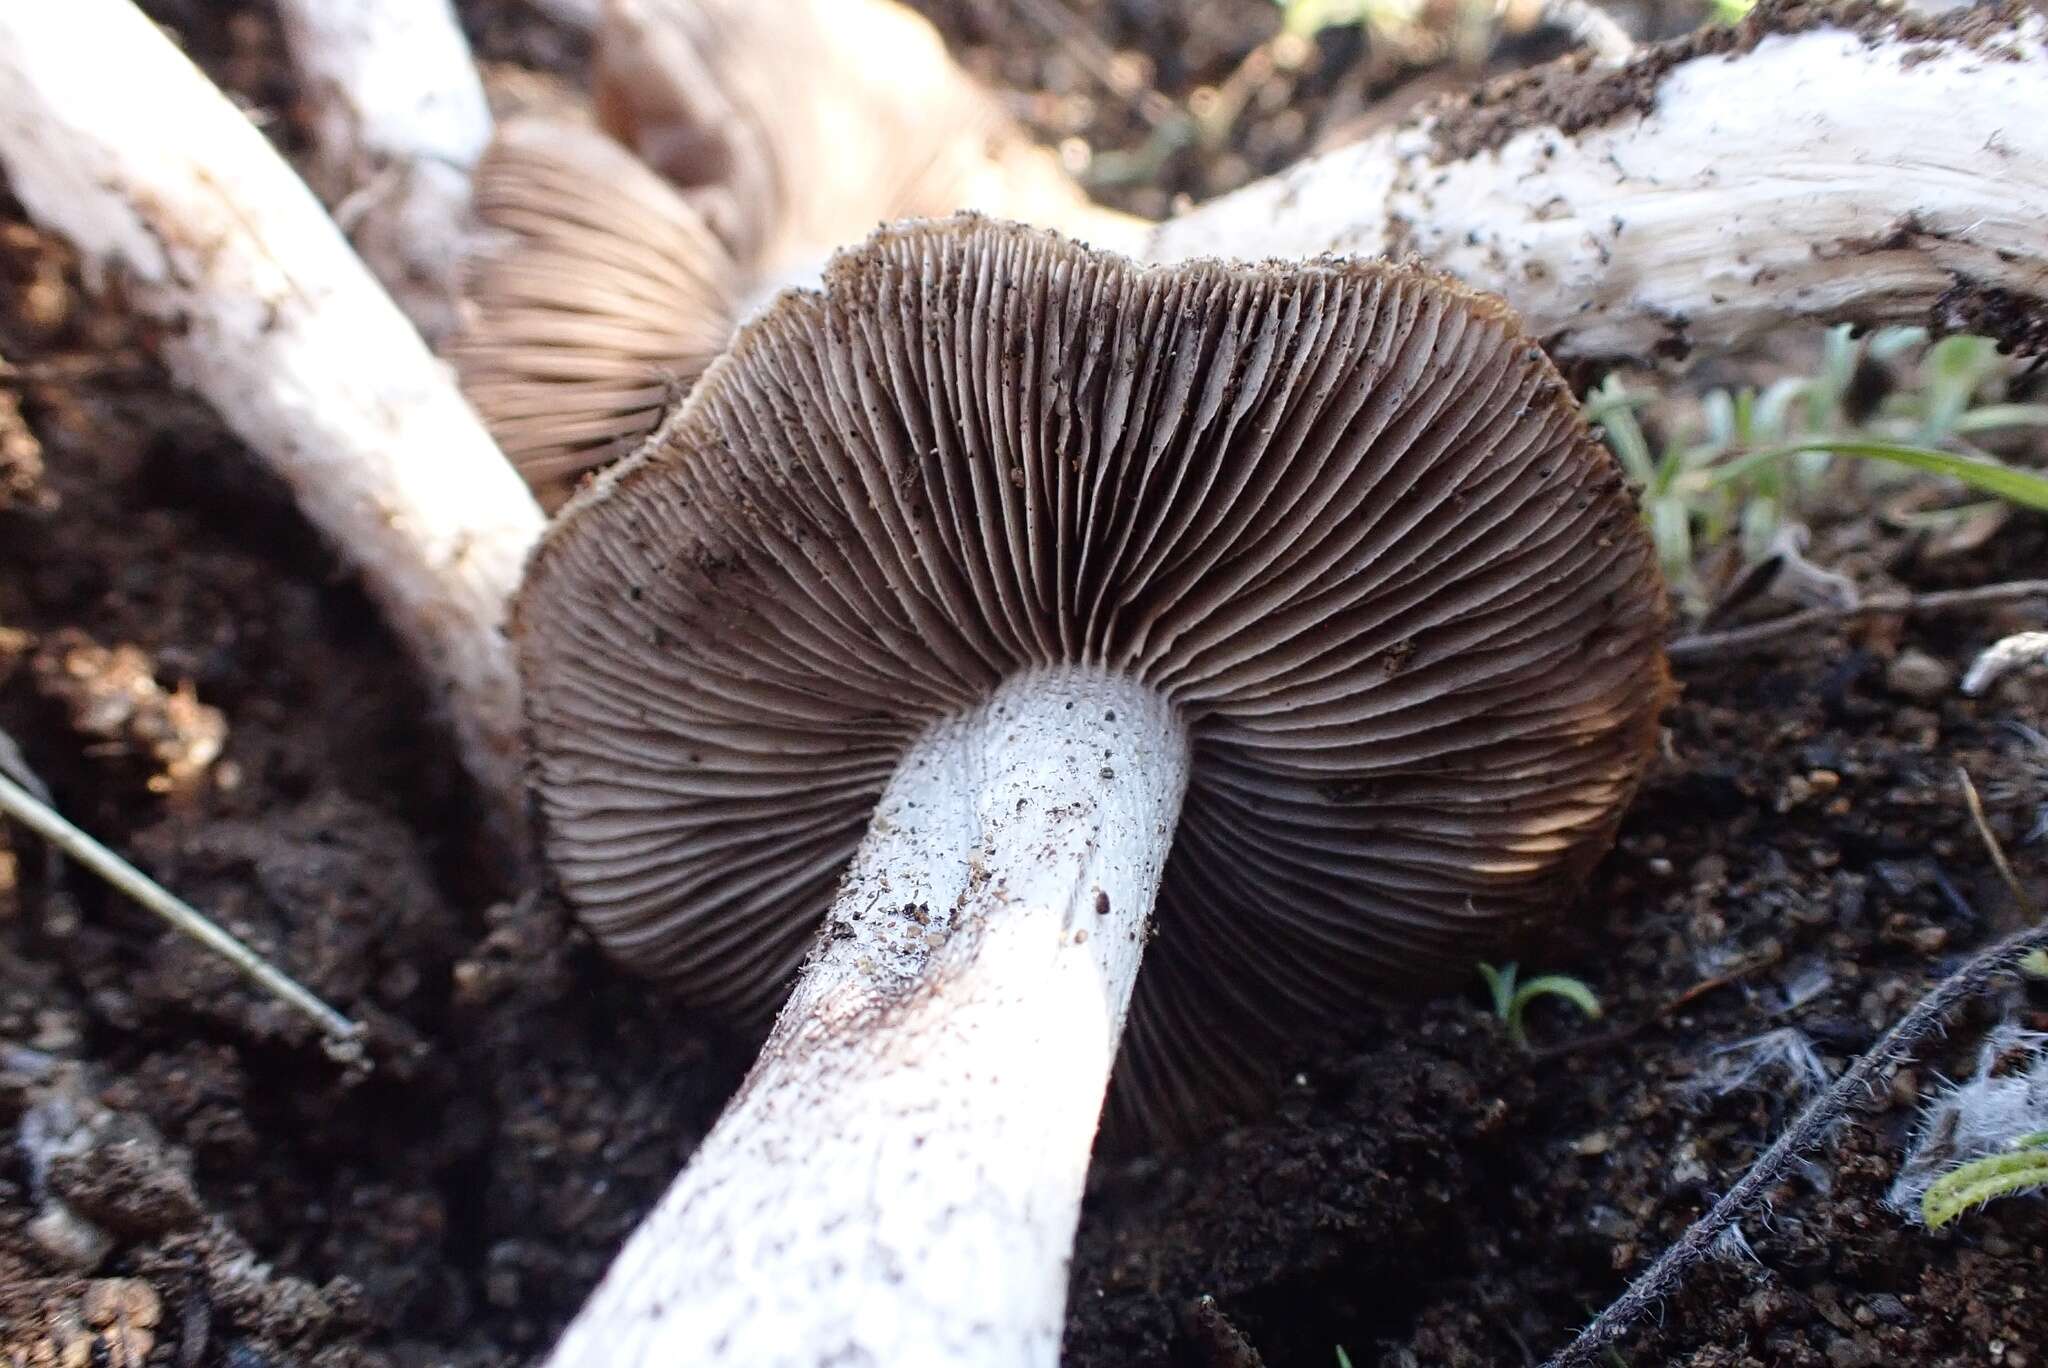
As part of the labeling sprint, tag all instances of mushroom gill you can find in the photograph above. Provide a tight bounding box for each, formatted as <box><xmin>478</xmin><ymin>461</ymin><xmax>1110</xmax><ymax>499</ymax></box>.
<box><xmin>516</xmin><ymin>217</ymin><xmax>1670</xmax><ymax>1365</ymax></box>
<box><xmin>454</xmin><ymin>0</ymin><xmax>1143</xmax><ymax>508</ymax></box>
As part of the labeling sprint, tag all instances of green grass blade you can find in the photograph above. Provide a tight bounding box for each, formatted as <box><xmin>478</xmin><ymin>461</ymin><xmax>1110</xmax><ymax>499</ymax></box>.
<box><xmin>1955</xmin><ymin>403</ymin><xmax>2048</xmax><ymax>434</ymax></box>
<box><xmin>1476</xmin><ymin>961</ymin><xmax>1518</xmax><ymax>1019</ymax></box>
<box><xmin>1922</xmin><ymin>1147</ymin><xmax>2048</xmax><ymax>1229</ymax></box>
<box><xmin>1589</xmin><ymin>380</ymin><xmax>1658</xmax><ymax>487</ymax></box>
<box><xmin>1512</xmin><ymin>975</ymin><xmax>1604</xmax><ymax>1023</ymax></box>
<box><xmin>1704</xmin><ymin>439</ymin><xmax>2048</xmax><ymax>512</ymax></box>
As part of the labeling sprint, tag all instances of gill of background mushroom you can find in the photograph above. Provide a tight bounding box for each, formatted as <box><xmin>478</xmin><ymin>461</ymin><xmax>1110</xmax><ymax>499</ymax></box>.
<box><xmin>453</xmin><ymin>118</ymin><xmax>746</xmax><ymax>508</ymax></box>
<box><xmin>517</xmin><ymin>216</ymin><xmax>1672</xmax><ymax>1366</ymax></box>
<box><xmin>453</xmin><ymin>0</ymin><xmax>1146</xmax><ymax>508</ymax></box>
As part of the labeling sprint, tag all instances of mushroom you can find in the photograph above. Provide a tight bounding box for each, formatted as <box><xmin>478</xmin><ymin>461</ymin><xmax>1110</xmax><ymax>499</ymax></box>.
<box><xmin>454</xmin><ymin>0</ymin><xmax>1143</xmax><ymax>508</ymax></box>
<box><xmin>516</xmin><ymin>216</ymin><xmax>1669</xmax><ymax>1365</ymax></box>
<box><xmin>589</xmin><ymin>0</ymin><xmax>1141</xmax><ymax>269</ymax></box>
<box><xmin>452</xmin><ymin>118</ymin><xmax>745</xmax><ymax>509</ymax></box>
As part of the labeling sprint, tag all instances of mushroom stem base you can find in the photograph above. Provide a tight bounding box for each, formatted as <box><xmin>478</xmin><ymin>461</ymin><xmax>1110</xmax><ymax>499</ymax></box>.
<box><xmin>546</xmin><ymin>667</ymin><xmax>1190</xmax><ymax>1368</ymax></box>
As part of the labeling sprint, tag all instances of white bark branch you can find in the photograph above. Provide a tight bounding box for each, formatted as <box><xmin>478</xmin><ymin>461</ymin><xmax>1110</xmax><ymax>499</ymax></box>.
<box><xmin>274</xmin><ymin>0</ymin><xmax>494</xmax><ymax>343</ymax></box>
<box><xmin>1148</xmin><ymin>8</ymin><xmax>2048</xmax><ymax>364</ymax></box>
<box><xmin>547</xmin><ymin>669</ymin><xmax>1190</xmax><ymax>1367</ymax></box>
<box><xmin>0</xmin><ymin>0</ymin><xmax>544</xmax><ymax>826</ymax></box>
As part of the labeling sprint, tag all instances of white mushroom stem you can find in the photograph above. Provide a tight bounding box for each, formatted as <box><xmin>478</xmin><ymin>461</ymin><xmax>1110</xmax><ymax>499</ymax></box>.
<box><xmin>547</xmin><ymin>668</ymin><xmax>1190</xmax><ymax>1368</ymax></box>
<box><xmin>1147</xmin><ymin>12</ymin><xmax>2048</xmax><ymax>364</ymax></box>
<box><xmin>274</xmin><ymin>0</ymin><xmax>493</xmax><ymax>342</ymax></box>
<box><xmin>0</xmin><ymin>0</ymin><xmax>544</xmax><ymax>822</ymax></box>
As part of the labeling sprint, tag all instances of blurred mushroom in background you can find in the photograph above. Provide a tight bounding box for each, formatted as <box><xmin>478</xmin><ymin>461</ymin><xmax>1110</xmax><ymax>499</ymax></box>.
<box><xmin>452</xmin><ymin>119</ymin><xmax>744</xmax><ymax>507</ymax></box>
<box><xmin>455</xmin><ymin>0</ymin><xmax>1144</xmax><ymax>508</ymax></box>
<box><xmin>517</xmin><ymin>216</ymin><xmax>1672</xmax><ymax>1366</ymax></box>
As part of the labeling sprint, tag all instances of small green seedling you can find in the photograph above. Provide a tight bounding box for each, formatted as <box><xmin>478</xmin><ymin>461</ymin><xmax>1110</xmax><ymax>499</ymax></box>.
<box><xmin>1335</xmin><ymin>1348</ymin><xmax>1354</xmax><ymax>1368</ymax></box>
<box><xmin>1585</xmin><ymin>326</ymin><xmax>2048</xmax><ymax>613</ymax></box>
<box><xmin>1922</xmin><ymin>1132</ymin><xmax>2048</xmax><ymax>1229</ymax></box>
<box><xmin>1478</xmin><ymin>962</ymin><xmax>1602</xmax><ymax>1047</ymax></box>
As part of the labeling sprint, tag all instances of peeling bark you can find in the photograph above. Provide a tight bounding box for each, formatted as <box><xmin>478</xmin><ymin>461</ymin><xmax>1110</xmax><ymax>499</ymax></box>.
<box><xmin>1148</xmin><ymin>2</ymin><xmax>2048</xmax><ymax>363</ymax></box>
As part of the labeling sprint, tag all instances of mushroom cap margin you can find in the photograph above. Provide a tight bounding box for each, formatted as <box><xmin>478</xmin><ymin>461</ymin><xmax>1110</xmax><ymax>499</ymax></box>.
<box><xmin>514</xmin><ymin>215</ymin><xmax>1673</xmax><ymax>1131</ymax></box>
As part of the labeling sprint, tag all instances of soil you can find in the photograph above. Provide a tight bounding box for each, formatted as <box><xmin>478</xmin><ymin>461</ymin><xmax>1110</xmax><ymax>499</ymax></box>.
<box><xmin>3</xmin><ymin>3</ymin><xmax>2046</xmax><ymax>1367</ymax></box>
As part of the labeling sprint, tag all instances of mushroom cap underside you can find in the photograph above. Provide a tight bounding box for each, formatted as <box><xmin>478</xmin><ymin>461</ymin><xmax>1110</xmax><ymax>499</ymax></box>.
<box><xmin>460</xmin><ymin>0</ymin><xmax>1140</xmax><ymax>510</ymax></box>
<box><xmin>516</xmin><ymin>215</ymin><xmax>1672</xmax><ymax>1130</ymax></box>
<box><xmin>453</xmin><ymin>117</ymin><xmax>743</xmax><ymax>509</ymax></box>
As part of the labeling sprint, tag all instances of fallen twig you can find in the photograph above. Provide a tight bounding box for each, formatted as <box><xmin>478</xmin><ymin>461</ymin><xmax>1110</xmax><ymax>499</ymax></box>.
<box><xmin>0</xmin><ymin>0</ymin><xmax>546</xmax><ymax>829</ymax></box>
<box><xmin>1666</xmin><ymin>581</ymin><xmax>2048</xmax><ymax>664</ymax></box>
<box><xmin>1529</xmin><ymin>946</ymin><xmax>1785</xmax><ymax>1064</ymax></box>
<box><xmin>1544</xmin><ymin>772</ymin><xmax>2045</xmax><ymax>1367</ymax></box>
<box><xmin>0</xmin><ymin>768</ymin><xmax>366</xmax><ymax>1066</ymax></box>
<box><xmin>0</xmin><ymin>726</ymin><xmax>53</xmax><ymax>805</ymax></box>
<box><xmin>1960</xmin><ymin>768</ymin><xmax>2038</xmax><ymax>918</ymax></box>
<box><xmin>0</xmin><ymin>725</ymin><xmax>63</xmax><ymax>891</ymax></box>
